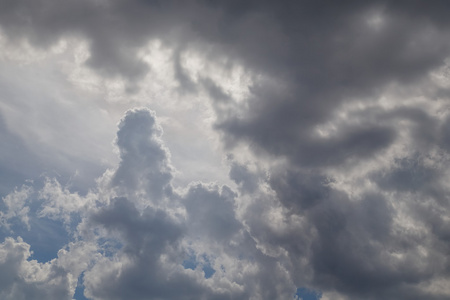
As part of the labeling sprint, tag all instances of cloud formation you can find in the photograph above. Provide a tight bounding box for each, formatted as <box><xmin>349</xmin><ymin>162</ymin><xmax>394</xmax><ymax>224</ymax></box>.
<box><xmin>2</xmin><ymin>1</ymin><xmax>450</xmax><ymax>299</ymax></box>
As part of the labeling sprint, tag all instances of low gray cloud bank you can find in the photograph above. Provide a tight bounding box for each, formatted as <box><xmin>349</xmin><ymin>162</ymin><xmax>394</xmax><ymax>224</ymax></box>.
<box><xmin>2</xmin><ymin>1</ymin><xmax>450</xmax><ymax>299</ymax></box>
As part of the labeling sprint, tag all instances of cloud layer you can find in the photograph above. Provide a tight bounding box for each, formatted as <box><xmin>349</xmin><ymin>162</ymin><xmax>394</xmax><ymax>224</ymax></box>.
<box><xmin>2</xmin><ymin>1</ymin><xmax>450</xmax><ymax>299</ymax></box>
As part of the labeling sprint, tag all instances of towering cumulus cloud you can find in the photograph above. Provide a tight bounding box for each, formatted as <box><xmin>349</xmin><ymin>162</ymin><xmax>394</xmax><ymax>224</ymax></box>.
<box><xmin>1</xmin><ymin>1</ymin><xmax>450</xmax><ymax>299</ymax></box>
<box><xmin>81</xmin><ymin>108</ymin><xmax>297</xmax><ymax>299</ymax></box>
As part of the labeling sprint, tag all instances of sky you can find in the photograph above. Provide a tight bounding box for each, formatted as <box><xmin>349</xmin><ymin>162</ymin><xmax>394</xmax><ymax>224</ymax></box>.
<box><xmin>1</xmin><ymin>1</ymin><xmax>450</xmax><ymax>299</ymax></box>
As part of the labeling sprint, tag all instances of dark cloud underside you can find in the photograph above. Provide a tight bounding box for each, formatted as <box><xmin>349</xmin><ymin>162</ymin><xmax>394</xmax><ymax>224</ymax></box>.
<box><xmin>1</xmin><ymin>1</ymin><xmax>450</xmax><ymax>300</ymax></box>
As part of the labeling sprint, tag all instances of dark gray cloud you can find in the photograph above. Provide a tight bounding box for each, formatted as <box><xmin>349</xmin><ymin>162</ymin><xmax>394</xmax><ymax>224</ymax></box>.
<box><xmin>232</xmin><ymin>162</ymin><xmax>450</xmax><ymax>299</ymax></box>
<box><xmin>2</xmin><ymin>1</ymin><xmax>450</xmax><ymax>299</ymax></box>
<box><xmin>206</xmin><ymin>1</ymin><xmax>450</xmax><ymax>168</ymax></box>
<box><xmin>183</xmin><ymin>183</ymin><xmax>240</xmax><ymax>241</ymax></box>
<box><xmin>269</xmin><ymin>169</ymin><xmax>331</xmax><ymax>212</ymax></box>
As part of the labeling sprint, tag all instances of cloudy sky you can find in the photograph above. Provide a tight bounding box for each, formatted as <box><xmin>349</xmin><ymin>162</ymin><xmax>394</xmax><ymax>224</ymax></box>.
<box><xmin>1</xmin><ymin>1</ymin><xmax>450</xmax><ymax>299</ymax></box>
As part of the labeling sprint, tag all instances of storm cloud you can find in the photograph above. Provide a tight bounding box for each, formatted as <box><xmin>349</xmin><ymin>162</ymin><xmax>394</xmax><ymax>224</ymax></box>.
<box><xmin>2</xmin><ymin>0</ymin><xmax>450</xmax><ymax>299</ymax></box>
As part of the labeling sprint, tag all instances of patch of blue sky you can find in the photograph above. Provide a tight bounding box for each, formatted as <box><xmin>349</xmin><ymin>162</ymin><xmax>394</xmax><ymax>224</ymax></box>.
<box><xmin>202</xmin><ymin>264</ymin><xmax>215</xmax><ymax>278</ymax></box>
<box><xmin>295</xmin><ymin>287</ymin><xmax>322</xmax><ymax>300</ymax></box>
<box><xmin>73</xmin><ymin>272</ymin><xmax>89</xmax><ymax>300</ymax></box>
<box><xmin>11</xmin><ymin>217</ymin><xmax>70</xmax><ymax>263</ymax></box>
<box><xmin>182</xmin><ymin>252</ymin><xmax>216</xmax><ymax>278</ymax></box>
<box><xmin>97</xmin><ymin>237</ymin><xmax>123</xmax><ymax>258</ymax></box>
<box><xmin>200</xmin><ymin>254</ymin><xmax>216</xmax><ymax>278</ymax></box>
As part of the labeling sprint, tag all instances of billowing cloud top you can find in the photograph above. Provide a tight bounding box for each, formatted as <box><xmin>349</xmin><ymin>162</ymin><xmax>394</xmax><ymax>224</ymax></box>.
<box><xmin>1</xmin><ymin>1</ymin><xmax>450</xmax><ymax>299</ymax></box>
